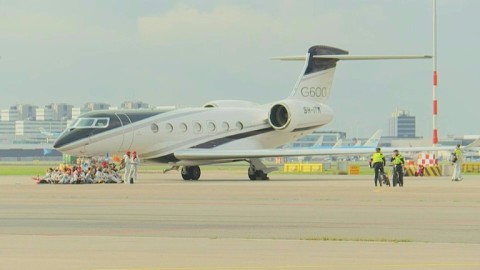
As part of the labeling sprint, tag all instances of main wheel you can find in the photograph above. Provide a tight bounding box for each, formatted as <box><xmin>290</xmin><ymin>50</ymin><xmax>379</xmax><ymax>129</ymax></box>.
<box><xmin>247</xmin><ymin>166</ymin><xmax>269</xmax><ymax>180</ymax></box>
<box><xmin>256</xmin><ymin>170</ymin><xmax>269</xmax><ymax>180</ymax></box>
<box><xmin>190</xmin><ymin>166</ymin><xmax>201</xmax><ymax>180</ymax></box>
<box><xmin>181</xmin><ymin>166</ymin><xmax>192</xmax><ymax>180</ymax></box>
<box><xmin>248</xmin><ymin>166</ymin><xmax>256</xmax><ymax>180</ymax></box>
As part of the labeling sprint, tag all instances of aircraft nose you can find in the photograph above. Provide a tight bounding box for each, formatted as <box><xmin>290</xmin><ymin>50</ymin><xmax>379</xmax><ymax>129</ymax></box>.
<box><xmin>53</xmin><ymin>134</ymin><xmax>68</xmax><ymax>150</ymax></box>
<box><xmin>53</xmin><ymin>129</ymin><xmax>78</xmax><ymax>150</ymax></box>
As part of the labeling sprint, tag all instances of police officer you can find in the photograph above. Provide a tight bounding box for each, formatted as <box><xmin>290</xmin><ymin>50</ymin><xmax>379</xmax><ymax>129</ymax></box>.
<box><xmin>452</xmin><ymin>144</ymin><xmax>463</xmax><ymax>181</ymax></box>
<box><xmin>391</xmin><ymin>150</ymin><xmax>405</xmax><ymax>187</ymax></box>
<box><xmin>369</xmin><ymin>147</ymin><xmax>386</xmax><ymax>187</ymax></box>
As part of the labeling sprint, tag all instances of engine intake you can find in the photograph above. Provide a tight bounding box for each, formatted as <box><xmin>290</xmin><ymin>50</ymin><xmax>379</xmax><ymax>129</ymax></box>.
<box><xmin>268</xmin><ymin>99</ymin><xmax>333</xmax><ymax>132</ymax></box>
<box><xmin>269</xmin><ymin>104</ymin><xmax>290</xmax><ymax>129</ymax></box>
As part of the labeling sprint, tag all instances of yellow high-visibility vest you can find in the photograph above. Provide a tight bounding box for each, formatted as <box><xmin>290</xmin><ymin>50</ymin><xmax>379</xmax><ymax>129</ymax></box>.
<box><xmin>392</xmin><ymin>154</ymin><xmax>403</xmax><ymax>165</ymax></box>
<box><xmin>371</xmin><ymin>152</ymin><xmax>384</xmax><ymax>163</ymax></box>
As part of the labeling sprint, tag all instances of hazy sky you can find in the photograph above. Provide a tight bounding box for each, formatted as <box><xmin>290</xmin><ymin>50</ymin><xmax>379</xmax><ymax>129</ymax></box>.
<box><xmin>1</xmin><ymin>0</ymin><xmax>478</xmax><ymax>139</ymax></box>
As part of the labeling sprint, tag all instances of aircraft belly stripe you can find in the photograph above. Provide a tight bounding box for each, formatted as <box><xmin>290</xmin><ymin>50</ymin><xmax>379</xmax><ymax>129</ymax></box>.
<box><xmin>191</xmin><ymin>127</ymin><xmax>274</xmax><ymax>149</ymax></box>
<box><xmin>292</xmin><ymin>125</ymin><xmax>324</xmax><ymax>132</ymax></box>
<box><xmin>148</xmin><ymin>127</ymin><xmax>275</xmax><ymax>163</ymax></box>
<box><xmin>142</xmin><ymin>124</ymin><xmax>273</xmax><ymax>159</ymax></box>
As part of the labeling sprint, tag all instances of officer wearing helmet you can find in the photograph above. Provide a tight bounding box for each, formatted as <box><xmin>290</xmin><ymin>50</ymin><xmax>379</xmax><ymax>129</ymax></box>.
<box><xmin>369</xmin><ymin>147</ymin><xmax>386</xmax><ymax>186</ymax></box>
<box><xmin>391</xmin><ymin>149</ymin><xmax>405</xmax><ymax>187</ymax></box>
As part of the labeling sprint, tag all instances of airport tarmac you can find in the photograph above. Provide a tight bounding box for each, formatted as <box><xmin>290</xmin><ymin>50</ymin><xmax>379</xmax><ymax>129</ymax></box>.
<box><xmin>1</xmin><ymin>171</ymin><xmax>479</xmax><ymax>270</ymax></box>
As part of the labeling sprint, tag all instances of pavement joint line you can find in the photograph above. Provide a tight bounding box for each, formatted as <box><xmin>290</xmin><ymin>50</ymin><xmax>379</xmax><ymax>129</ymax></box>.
<box><xmin>91</xmin><ymin>262</ymin><xmax>480</xmax><ymax>270</ymax></box>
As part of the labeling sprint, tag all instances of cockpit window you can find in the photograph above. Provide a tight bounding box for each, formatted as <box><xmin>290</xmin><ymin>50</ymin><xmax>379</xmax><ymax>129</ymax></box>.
<box><xmin>78</xmin><ymin>118</ymin><xmax>95</xmax><ymax>127</ymax></box>
<box><xmin>95</xmin><ymin>118</ymin><xmax>109</xmax><ymax>127</ymax></box>
<box><xmin>73</xmin><ymin>118</ymin><xmax>109</xmax><ymax>129</ymax></box>
<box><xmin>68</xmin><ymin>119</ymin><xmax>79</xmax><ymax>128</ymax></box>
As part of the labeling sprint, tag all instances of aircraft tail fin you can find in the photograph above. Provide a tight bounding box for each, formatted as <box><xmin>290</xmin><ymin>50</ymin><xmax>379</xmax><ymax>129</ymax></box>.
<box><xmin>274</xmin><ymin>45</ymin><xmax>347</xmax><ymax>103</ymax></box>
<box><xmin>363</xmin><ymin>129</ymin><xmax>382</xmax><ymax>147</ymax></box>
<box><xmin>273</xmin><ymin>46</ymin><xmax>431</xmax><ymax>103</ymax></box>
<box><xmin>332</xmin><ymin>139</ymin><xmax>343</xmax><ymax>149</ymax></box>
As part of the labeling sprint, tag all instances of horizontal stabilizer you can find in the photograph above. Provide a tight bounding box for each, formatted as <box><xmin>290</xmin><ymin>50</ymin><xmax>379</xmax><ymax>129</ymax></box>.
<box><xmin>273</xmin><ymin>55</ymin><xmax>432</xmax><ymax>61</ymax></box>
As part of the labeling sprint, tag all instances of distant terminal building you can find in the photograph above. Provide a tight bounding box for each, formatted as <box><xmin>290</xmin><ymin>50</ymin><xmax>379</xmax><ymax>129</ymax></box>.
<box><xmin>72</xmin><ymin>107</ymin><xmax>90</xmax><ymax>120</ymax></box>
<box><xmin>15</xmin><ymin>104</ymin><xmax>38</xmax><ymax>120</ymax></box>
<box><xmin>33</xmin><ymin>103</ymin><xmax>74</xmax><ymax>121</ymax></box>
<box><xmin>50</xmin><ymin>103</ymin><xmax>74</xmax><ymax>120</ymax></box>
<box><xmin>0</xmin><ymin>121</ymin><xmax>15</xmax><ymax>143</ymax></box>
<box><xmin>389</xmin><ymin>109</ymin><xmax>416</xmax><ymax>138</ymax></box>
<box><xmin>85</xmin><ymin>102</ymin><xmax>110</xmax><ymax>111</ymax></box>
<box><xmin>1</xmin><ymin>107</ymin><xmax>19</xmax><ymax>121</ymax></box>
<box><xmin>36</xmin><ymin>107</ymin><xmax>54</xmax><ymax>121</ymax></box>
<box><xmin>121</xmin><ymin>101</ymin><xmax>150</xmax><ymax>110</ymax></box>
<box><xmin>15</xmin><ymin>120</ymin><xmax>68</xmax><ymax>143</ymax></box>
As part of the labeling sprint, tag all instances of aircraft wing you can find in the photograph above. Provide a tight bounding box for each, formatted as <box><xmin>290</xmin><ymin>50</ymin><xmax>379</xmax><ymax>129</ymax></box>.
<box><xmin>174</xmin><ymin>144</ymin><xmax>474</xmax><ymax>161</ymax></box>
<box><xmin>175</xmin><ymin>148</ymin><xmax>373</xmax><ymax>160</ymax></box>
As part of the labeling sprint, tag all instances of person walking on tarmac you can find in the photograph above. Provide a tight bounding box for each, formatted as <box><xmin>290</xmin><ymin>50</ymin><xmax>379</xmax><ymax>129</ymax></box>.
<box><xmin>391</xmin><ymin>150</ymin><xmax>405</xmax><ymax>187</ymax></box>
<box><xmin>452</xmin><ymin>144</ymin><xmax>463</xmax><ymax>181</ymax></box>
<box><xmin>369</xmin><ymin>147</ymin><xmax>386</xmax><ymax>187</ymax></box>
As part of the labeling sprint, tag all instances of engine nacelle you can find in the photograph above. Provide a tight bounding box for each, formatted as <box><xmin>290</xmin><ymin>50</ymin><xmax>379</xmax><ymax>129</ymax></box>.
<box><xmin>268</xmin><ymin>99</ymin><xmax>333</xmax><ymax>132</ymax></box>
<box><xmin>203</xmin><ymin>100</ymin><xmax>260</xmax><ymax>108</ymax></box>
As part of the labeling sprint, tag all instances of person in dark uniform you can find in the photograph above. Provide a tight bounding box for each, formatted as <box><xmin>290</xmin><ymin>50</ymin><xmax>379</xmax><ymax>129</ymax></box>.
<box><xmin>391</xmin><ymin>149</ymin><xmax>405</xmax><ymax>187</ymax></box>
<box><xmin>369</xmin><ymin>147</ymin><xmax>386</xmax><ymax>187</ymax></box>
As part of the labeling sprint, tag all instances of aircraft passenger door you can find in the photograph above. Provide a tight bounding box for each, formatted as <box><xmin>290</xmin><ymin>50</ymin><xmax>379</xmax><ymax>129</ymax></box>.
<box><xmin>116</xmin><ymin>113</ymin><xmax>134</xmax><ymax>153</ymax></box>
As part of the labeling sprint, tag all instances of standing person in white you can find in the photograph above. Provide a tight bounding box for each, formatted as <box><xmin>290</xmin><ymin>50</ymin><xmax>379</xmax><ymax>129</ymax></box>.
<box><xmin>128</xmin><ymin>151</ymin><xmax>139</xmax><ymax>184</ymax></box>
<box><xmin>122</xmin><ymin>151</ymin><xmax>131</xmax><ymax>184</ymax></box>
<box><xmin>452</xmin><ymin>144</ymin><xmax>463</xmax><ymax>181</ymax></box>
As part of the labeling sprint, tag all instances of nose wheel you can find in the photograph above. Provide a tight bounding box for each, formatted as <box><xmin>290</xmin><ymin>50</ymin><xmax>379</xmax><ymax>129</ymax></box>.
<box><xmin>181</xmin><ymin>166</ymin><xmax>201</xmax><ymax>180</ymax></box>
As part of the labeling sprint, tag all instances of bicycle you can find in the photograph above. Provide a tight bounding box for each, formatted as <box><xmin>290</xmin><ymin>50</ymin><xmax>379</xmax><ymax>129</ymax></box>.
<box><xmin>391</xmin><ymin>164</ymin><xmax>403</xmax><ymax>187</ymax></box>
<box><xmin>379</xmin><ymin>166</ymin><xmax>390</xmax><ymax>186</ymax></box>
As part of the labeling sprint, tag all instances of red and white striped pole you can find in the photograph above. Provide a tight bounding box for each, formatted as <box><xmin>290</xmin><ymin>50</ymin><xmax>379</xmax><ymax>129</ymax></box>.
<box><xmin>432</xmin><ymin>0</ymin><xmax>438</xmax><ymax>145</ymax></box>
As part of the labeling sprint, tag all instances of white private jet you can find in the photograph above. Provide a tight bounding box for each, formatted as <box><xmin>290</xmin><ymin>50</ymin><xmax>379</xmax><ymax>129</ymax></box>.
<box><xmin>54</xmin><ymin>45</ymin><xmax>468</xmax><ymax>180</ymax></box>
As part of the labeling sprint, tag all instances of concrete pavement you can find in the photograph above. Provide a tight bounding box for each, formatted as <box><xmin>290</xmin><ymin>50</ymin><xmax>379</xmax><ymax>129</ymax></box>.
<box><xmin>1</xmin><ymin>172</ymin><xmax>479</xmax><ymax>269</ymax></box>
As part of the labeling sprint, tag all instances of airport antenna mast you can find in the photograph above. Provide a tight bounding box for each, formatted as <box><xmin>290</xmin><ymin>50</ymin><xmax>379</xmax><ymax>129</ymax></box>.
<box><xmin>432</xmin><ymin>0</ymin><xmax>438</xmax><ymax>146</ymax></box>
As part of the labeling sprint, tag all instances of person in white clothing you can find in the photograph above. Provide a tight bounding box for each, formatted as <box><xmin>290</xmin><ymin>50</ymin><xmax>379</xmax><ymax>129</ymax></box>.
<box><xmin>122</xmin><ymin>151</ymin><xmax>131</xmax><ymax>184</ymax></box>
<box><xmin>128</xmin><ymin>151</ymin><xmax>139</xmax><ymax>184</ymax></box>
<box><xmin>95</xmin><ymin>167</ymin><xmax>105</xmax><ymax>183</ymax></box>
<box><xmin>71</xmin><ymin>167</ymin><xmax>85</xmax><ymax>184</ymax></box>
<box><xmin>59</xmin><ymin>168</ymin><xmax>73</xmax><ymax>184</ymax></box>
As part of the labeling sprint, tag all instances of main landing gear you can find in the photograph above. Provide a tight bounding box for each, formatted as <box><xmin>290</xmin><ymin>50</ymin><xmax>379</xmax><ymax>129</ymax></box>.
<box><xmin>247</xmin><ymin>158</ymin><xmax>277</xmax><ymax>180</ymax></box>
<box><xmin>248</xmin><ymin>165</ymin><xmax>269</xmax><ymax>180</ymax></box>
<box><xmin>181</xmin><ymin>166</ymin><xmax>201</xmax><ymax>180</ymax></box>
<box><xmin>178</xmin><ymin>159</ymin><xmax>276</xmax><ymax>181</ymax></box>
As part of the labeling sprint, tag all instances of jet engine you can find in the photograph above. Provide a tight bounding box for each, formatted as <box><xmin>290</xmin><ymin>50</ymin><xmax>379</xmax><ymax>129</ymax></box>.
<box><xmin>268</xmin><ymin>99</ymin><xmax>333</xmax><ymax>132</ymax></box>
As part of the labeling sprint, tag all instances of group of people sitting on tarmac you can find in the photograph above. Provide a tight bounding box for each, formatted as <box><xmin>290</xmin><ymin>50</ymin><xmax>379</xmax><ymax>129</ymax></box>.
<box><xmin>33</xmin><ymin>150</ymin><xmax>140</xmax><ymax>184</ymax></box>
